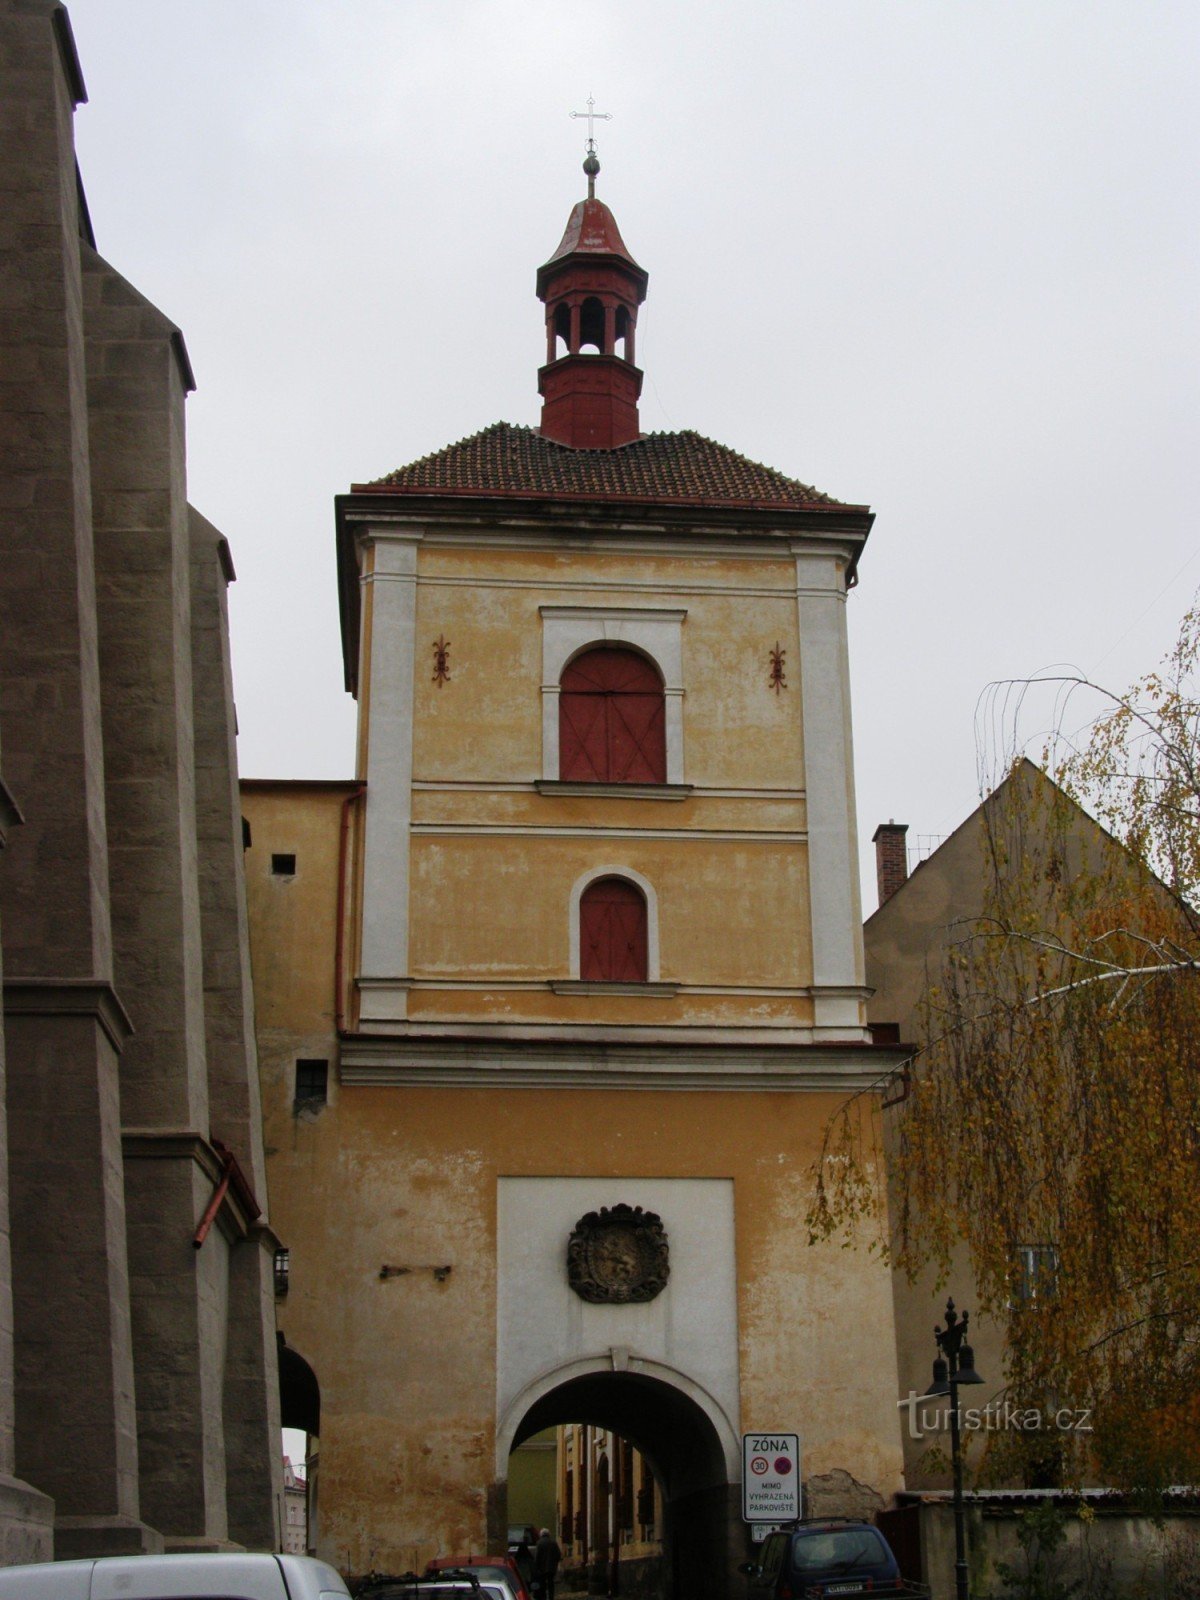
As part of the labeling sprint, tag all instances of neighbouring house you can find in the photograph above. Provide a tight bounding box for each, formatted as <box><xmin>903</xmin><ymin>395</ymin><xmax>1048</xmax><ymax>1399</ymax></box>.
<box><xmin>865</xmin><ymin>760</ymin><xmax>1200</xmax><ymax>1594</ymax></box>
<box><xmin>281</xmin><ymin>1459</ymin><xmax>307</xmax><ymax>1557</ymax></box>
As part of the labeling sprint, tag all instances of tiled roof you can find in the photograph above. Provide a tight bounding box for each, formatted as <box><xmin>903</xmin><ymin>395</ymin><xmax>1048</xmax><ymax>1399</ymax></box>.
<box><xmin>357</xmin><ymin>423</ymin><xmax>850</xmax><ymax>511</ymax></box>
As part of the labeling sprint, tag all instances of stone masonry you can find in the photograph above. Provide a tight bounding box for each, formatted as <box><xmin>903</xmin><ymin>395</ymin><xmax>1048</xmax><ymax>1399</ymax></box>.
<box><xmin>0</xmin><ymin>0</ymin><xmax>282</xmax><ymax>1565</ymax></box>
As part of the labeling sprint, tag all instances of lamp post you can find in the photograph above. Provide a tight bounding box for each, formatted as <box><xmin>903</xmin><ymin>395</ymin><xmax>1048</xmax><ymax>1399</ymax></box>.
<box><xmin>924</xmin><ymin>1297</ymin><xmax>984</xmax><ymax>1600</ymax></box>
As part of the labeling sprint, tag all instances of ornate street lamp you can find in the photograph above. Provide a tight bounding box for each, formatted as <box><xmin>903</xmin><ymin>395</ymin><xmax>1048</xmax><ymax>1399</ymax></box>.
<box><xmin>924</xmin><ymin>1298</ymin><xmax>984</xmax><ymax>1600</ymax></box>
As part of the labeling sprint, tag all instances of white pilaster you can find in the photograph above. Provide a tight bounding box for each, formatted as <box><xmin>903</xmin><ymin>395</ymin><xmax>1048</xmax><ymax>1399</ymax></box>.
<box><xmin>358</xmin><ymin>531</ymin><xmax>421</xmax><ymax>1024</ymax></box>
<box><xmin>794</xmin><ymin>548</ymin><xmax>869</xmax><ymax>1039</ymax></box>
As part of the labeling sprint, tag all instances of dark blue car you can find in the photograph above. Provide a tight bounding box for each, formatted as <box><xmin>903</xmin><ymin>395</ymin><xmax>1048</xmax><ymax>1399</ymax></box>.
<box><xmin>741</xmin><ymin>1520</ymin><xmax>918</xmax><ymax>1599</ymax></box>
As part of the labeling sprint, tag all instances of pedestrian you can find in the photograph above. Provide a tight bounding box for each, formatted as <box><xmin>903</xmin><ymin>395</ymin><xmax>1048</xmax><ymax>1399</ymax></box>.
<box><xmin>533</xmin><ymin>1526</ymin><xmax>562</xmax><ymax>1600</ymax></box>
<box><xmin>515</xmin><ymin>1535</ymin><xmax>533</xmax><ymax>1589</ymax></box>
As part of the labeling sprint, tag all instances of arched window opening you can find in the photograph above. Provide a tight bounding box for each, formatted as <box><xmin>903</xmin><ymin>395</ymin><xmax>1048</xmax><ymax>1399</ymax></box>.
<box><xmin>615</xmin><ymin>305</ymin><xmax>631</xmax><ymax>360</ymax></box>
<box><xmin>580</xmin><ymin>877</ymin><xmax>648</xmax><ymax>983</ymax></box>
<box><xmin>579</xmin><ymin>296</ymin><xmax>606</xmax><ymax>353</ymax></box>
<box><xmin>559</xmin><ymin>647</ymin><xmax>666</xmax><ymax>784</ymax></box>
<box><xmin>554</xmin><ymin>302</ymin><xmax>571</xmax><ymax>359</ymax></box>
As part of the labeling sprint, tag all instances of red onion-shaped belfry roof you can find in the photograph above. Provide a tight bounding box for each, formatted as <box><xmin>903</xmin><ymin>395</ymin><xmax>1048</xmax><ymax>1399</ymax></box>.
<box><xmin>536</xmin><ymin>198</ymin><xmax>648</xmax><ymax>299</ymax></box>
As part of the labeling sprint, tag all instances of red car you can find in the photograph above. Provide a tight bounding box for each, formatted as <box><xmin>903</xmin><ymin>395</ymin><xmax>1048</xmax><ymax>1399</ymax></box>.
<box><xmin>424</xmin><ymin>1557</ymin><xmax>533</xmax><ymax>1600</ymax></box>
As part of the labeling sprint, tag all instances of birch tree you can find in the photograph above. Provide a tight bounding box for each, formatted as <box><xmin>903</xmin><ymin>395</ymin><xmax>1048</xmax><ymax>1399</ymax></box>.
<box><xmin>810</xmin><ymin>601</ymin><xmax>1200</xmax><ymax>1490</ymax></box>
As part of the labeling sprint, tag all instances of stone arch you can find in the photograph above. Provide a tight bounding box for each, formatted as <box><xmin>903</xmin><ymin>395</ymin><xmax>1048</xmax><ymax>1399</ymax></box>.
<box><xmin>495</xmin><ymin>1357</ymin><xmax>741</xmax><ymax>1600</ymax></box>
<box><xmin>278</xmin><ymin>1337</ymin><xmax>320</xmax><ymax>1437</ymax></box>
<box><xmin>579</xmin><ymin>295</ymin><xmax>606</xmax><ymax>352</ymax></box>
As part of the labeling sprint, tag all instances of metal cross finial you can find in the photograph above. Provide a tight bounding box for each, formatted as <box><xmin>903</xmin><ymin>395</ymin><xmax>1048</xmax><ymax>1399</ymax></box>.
<box><xmin>570</xmin><ymin>95</ymin><xmax>612</xmax><ymax>153</ymax></box>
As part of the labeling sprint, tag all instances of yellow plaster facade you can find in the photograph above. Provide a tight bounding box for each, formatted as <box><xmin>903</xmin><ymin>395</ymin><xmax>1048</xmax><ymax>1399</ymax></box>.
<box><xmin>243</xmin><ymin>499</ymin><xmax>908</xmax><ymax>1590</ymax></box>
<box><xmin>245</xmin><ymin>834</ymin><xmax>901</xmax><ymax>1563</ymax></box>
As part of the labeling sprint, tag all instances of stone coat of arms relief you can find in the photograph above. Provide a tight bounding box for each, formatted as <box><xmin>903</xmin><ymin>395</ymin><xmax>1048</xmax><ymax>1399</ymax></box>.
<box><xmin>567</xmin><ymin>1204</ymin><xmax>670</xmax><ymax>1304</ymax></box>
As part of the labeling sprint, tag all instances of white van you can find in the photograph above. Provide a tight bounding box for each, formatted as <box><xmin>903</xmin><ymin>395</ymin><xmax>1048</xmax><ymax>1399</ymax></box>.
<box><xmin>0</xmin><ymin>1551</ymin><xmax>350</xmax><ymax>1598</ymax></box>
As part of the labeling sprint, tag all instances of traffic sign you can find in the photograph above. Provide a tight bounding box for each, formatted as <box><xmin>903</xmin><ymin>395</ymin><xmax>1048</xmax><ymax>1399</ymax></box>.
<box><xmin>742</xmin><ymin>1432</ymin><xmax>800</xmax><ymax>1523</ymax></box>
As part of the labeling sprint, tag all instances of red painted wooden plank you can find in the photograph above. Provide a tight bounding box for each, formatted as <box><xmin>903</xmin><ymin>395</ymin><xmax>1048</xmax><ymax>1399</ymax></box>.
<box><xmin>580</xmin><ymin>877</ymin><xmax>648</xmax><ymax>982</ymax></box>
<box><xmin>559</xmin><ymin>647</ymin><xmax>666</xmax><ymax>783</ymax></box>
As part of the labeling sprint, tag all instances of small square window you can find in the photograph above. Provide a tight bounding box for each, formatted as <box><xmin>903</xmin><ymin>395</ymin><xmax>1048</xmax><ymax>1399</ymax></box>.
<box><xmin>294</xmin><ymin>1058</ymin><xmax>328</xmax><ymax>1110</ymax></box>
<box><xmin>274</xmin><ymin>1247</ymin><xmax>290</xmax><ymax>1298</ymax></box>
<box><xmin>1014</xmin><ymin>1243</ymin><xmax>1059</xmax><ymax>1303</ymax></box>
<box><xmin>272</xmin><ymin>852</ymin><xmax>296</xmax><ymax>876</ymax></box>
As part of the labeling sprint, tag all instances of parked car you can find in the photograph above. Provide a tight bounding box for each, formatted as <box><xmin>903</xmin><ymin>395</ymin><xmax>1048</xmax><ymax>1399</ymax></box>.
<box><xmin>0</xmin><ymin>1552</ymin><xmax>349</xmax><ymax>1599</ymax></box>
<box><xmin>358</xmin><ymin>1576</ymin><xmax>505</xmax><ymax>1600</ymax></box>
<box><xmin>425</xmin><ymin>1556</ymin><xmax>532</xmax><ymax>1600</ymax></box>
<box><xmin>740</xmin><ymin>1520</ymin><xmax>922</xmax><ymax>1599</ymax></box>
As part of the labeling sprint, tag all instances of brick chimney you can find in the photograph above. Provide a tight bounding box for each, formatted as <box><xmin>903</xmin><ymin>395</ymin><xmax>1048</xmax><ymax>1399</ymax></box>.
<box><xmin>872</xmin><ymin>821</ymin><xmax>909</xmax><ymax>907</ymax></box>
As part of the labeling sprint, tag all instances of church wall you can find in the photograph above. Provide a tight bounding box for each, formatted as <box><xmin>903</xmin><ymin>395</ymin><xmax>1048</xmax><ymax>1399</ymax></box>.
<box><xmin>0</xmin><ymin>1</ymin><xmax>284</xmax><ymax>1561</ymax></box>
<box><xmin>83</xmin><ymin>243</ymin><xmax>239</xmax><ymax>1547</ymax></box>
<box><xmin>0</xmin><ymin>0</ymin><xmax>133</xmax><ymax>1556</ymax></box>
<box><xmin>189</xmin><ymin>511</ymin><xmax>283</xmax><ymax>1548</ymax></box>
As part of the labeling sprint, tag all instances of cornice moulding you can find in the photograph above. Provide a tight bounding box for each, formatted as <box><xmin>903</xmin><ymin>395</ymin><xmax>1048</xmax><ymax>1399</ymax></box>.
<box><xmin>3</xmin><ymin>978</ymin><xmax>133</xmax><ymax>1050</ymax></box>
<box><xmin>339</xmin><ymin>1034</ymin><xmax>907</xmax><ymax>1093</ymax></box>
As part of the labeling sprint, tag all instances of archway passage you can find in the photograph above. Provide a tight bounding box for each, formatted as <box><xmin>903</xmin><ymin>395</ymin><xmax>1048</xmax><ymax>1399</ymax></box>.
<box><xmin>278</xmin><ymin>1339</ymin><xmax>321</xmax><ymax>1556</ymax></box>
<box><xmin>278</xmin><ymin>1340</ymin><xmax>320</xmax><ymax>1436</ymax></box>
<box><xmin>505</xmin><ymin>1371</ymin><xmax>738</xmax><ymax>1600</ymax></box>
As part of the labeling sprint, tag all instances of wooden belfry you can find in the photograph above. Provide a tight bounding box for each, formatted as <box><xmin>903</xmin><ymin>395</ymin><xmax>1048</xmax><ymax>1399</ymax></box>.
<box><xmin>537</xmin><ymin>107</ymin><xmax>648</xmax><ymax>449</ymax></box>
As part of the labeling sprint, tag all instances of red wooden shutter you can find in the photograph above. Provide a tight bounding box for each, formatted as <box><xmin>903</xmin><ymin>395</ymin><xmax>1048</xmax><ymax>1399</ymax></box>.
<box><xmin>559</xmin><ymin>647</ymin><xmax>666</xmax><ymax>783</ymax></box>
<box><xmin>579</xmin><ymin>877</ymin><xmax>648</xmax><ymax>982</ymax></box>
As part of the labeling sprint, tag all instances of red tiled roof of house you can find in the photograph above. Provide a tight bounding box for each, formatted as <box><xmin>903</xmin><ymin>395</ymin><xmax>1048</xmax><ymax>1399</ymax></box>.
<box><xmin>355</xmin><ymin>423</ymin><xmax>854</xmax><ymax>511</ymax></box>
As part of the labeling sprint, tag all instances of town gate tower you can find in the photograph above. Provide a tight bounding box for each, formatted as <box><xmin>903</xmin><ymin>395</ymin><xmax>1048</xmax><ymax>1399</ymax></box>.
<box><xmin>243</xmin><ymin>152</ymin><xmax>906</xmax><ymax>1595</ymax></box>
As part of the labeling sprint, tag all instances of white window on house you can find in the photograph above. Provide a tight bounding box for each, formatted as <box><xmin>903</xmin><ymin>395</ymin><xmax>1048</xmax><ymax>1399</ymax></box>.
<box><xmin>1013</xmin><ymin>1243</ymin><xmax>1059</xmax><ymax>1303</ymax></box>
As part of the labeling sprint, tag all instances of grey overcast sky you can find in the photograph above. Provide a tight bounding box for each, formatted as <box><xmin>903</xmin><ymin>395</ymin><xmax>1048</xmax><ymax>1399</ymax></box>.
<box><xmin>65</xmin><ymin>1</ymin><xmax>1198</xmax><ymax>909</ymax></box>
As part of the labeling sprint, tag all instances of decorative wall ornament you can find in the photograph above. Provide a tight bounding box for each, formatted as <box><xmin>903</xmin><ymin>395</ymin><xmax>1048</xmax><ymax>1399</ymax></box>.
<box><xmin>768</xmin><ymin>642</ymin><xmax>787</xmax><ymax>693</ymax></box>
<box><xmin>567</xmin><ymin>1204</ymin><xmax>669</xmax><ymax>1303</ymax></box>
<box><xmin>432</xmin><ymin>636</ymin><xmax>451</xmax><ymax>686</ymax></box>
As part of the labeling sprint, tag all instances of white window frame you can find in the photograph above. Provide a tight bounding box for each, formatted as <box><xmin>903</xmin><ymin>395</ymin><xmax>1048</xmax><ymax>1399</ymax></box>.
<box><xmin>540</xmin><ymin>606</ymin><xmax>686</xmax><ymax>785</ymax></box>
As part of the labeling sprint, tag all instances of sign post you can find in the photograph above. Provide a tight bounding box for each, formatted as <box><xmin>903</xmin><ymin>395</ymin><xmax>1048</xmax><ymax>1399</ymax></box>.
<box><xmin>741</xmin><ymin>1432</ymin><xmax>801</xmax><ymax>1525</ymax></box>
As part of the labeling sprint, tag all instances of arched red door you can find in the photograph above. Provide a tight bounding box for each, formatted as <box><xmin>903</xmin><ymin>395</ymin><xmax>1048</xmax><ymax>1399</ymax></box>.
<box><xmin>580</xmin><ymin>877</ymin><xmax>648</xmax><ymax>982</ymax></box>
<box><xmin>559</xmin><ymin>647</ymin><xmax>666</xmax><ymax>784</ymax></box>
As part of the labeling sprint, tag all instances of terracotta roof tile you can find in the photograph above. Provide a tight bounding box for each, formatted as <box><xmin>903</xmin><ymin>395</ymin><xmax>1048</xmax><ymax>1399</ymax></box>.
<box><xmin>356</xmin><ymin>423</ymin><xmax>852</xmax><ymax>511</ymax></box>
